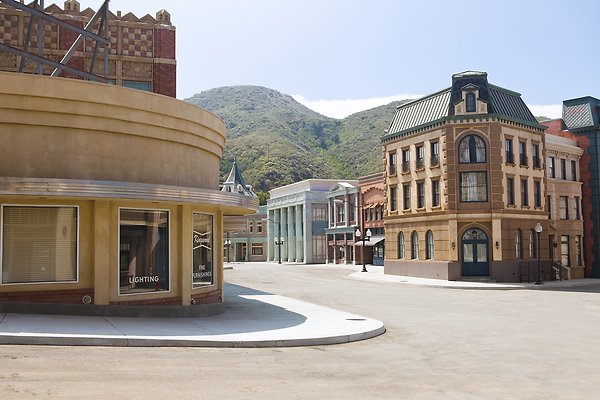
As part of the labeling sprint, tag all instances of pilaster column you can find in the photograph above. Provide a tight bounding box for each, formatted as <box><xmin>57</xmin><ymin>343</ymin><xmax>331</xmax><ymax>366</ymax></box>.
<box><xmin>281</xmin><ymin>207</ymin><xmax>288</xmax><ymax>261</ymax></box>
<box><xmin>274</xmin><ymin>208</ymin><xmax>281</xmax><ymax>262</ymax></box>
<box><xmin>296</xmin><ymin>204</ymin><xmax>304</xmax><ymax>262</ymax></box>
<box><xmin>344</xmin><ymin>193</ymin><xmax>349</xmax><ymax>227</ymax></box>
<box><xmin>288</xmin><ymin>206</ymin><xmax>296</xmax><ymax>262</ymax></box>
<box><xmin>267</xmin><ymin>209</ymin><xmax>274</xmax><ymax>261</ymax></box>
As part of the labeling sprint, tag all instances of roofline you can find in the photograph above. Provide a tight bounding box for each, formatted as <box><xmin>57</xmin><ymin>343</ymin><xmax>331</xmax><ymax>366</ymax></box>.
<box><xmin>488</xmin><ymin>83</ymin><xmax>522</xmax><ymax>97</ymax></box>
<box><xmin>394</xmin><ymin>87</ymin><xmax>451</xmax><ymax>110</ymax></box>
<box><xmin>564</xmin><ymin>96</ymin><xmax>600</xmax><ymax>104</ymax></box>
<box><xmin>381</xmin><ymin>113</ymin><xmax>546</xmax><ymax>143</ymax></box>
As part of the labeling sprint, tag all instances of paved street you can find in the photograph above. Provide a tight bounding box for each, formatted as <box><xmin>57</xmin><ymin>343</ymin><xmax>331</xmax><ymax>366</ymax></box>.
<box><xmin>1</xmin><ymin>262</ymin><xmax>600</xmax><ymax>399</ymax></box>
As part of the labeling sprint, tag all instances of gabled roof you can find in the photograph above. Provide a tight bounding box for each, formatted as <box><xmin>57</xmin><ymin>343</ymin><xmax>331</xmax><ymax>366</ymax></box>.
<box><xmin>383</xmin><ymin>71</ymin><xmax>542</xmax><ymax>141</ymax></box>
<box><xmin>221</xmin><ymin>160</ymin><xmax>255</xmax><ymax>197</ymax></box>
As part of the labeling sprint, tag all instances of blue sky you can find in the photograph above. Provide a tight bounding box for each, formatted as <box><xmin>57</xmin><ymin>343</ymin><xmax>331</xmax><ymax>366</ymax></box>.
<box><xmin>86</xmin><ymin>0</ymin><xmax>598</xmax><ymax>118</ymax></box>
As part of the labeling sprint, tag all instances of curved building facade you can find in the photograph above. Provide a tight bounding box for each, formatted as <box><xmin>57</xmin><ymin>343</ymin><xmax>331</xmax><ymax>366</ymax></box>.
<box><xmin>0</xmin><ymin>72</ymin><xmax>257</xmax><ymax>311</ymax></box>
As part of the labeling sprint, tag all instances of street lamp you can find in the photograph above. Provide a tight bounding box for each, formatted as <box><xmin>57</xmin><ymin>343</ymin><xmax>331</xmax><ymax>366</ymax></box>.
<box><xmin>355</xmin><ymin>227</ymin><xmax>372</xmax><ymax>272</ymax></box>
<box><xmin>334</xmin><ymin>195</ymin><xmax>372</xmax><ymax>272</ymax></box>
<box><xmin>274</xmin><ymin>236</ymin><xmax>284</xmax><ymax>264</ymax></box>
<box><xmin>224</xmin><ymin>232</ymin><xmax>232</xmax><ymax>264</ymax></box>
<box><xmin>262</xmin><ymin>217</ymin><xmax>284</xmax><ymax>264</ymax></box>
<box><xmin>535</xmin><ymin>222</ymin><xmax>543</xmax><ymax>285</ymax></box>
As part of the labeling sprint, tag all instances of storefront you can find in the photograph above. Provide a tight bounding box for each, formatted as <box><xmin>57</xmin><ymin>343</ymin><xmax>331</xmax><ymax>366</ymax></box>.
<box><xmin>0</xmin><ymin>72</ymin><xmax>257</xmax><ymax>313</ymax></box>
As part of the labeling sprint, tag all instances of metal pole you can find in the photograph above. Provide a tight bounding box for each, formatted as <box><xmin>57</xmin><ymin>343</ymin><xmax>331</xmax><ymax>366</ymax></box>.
<box><xmin>537</xmin><ymin>231</ymin><xmax>541</xmax><ymax>283</ymax></box>
<box><xmin>226</xmin><ymin>232</ymin><xmax>230</xmax><ymax>264</ymax></box>
<box><xmin>278</xmin><ymin>223</ymin><xmax>281</xmax><ymax>264</ymax></box>
<box><xmin>361</xmin><ymin>192</ymin><xmax>367</xmax><ymax>272</ymax></box>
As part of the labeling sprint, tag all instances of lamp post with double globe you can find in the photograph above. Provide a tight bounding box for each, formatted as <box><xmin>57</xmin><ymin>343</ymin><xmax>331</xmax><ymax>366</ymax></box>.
<box><xmin>334</xmin><ymin>194</ymin><xmax>370</xmax><ymax>272</ymax></box>
<box><xmin>535</xmin><ymin>222</ymin><xmax>543</xmax><ymax>284</ymax></box>
<box><xmin>263</xmin><ymin>217</ymin><xmax>284</xmax><ymax>264</ymax></box>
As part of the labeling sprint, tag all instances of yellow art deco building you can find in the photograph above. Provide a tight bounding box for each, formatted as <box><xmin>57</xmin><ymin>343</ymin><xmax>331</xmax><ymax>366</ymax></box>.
<box><xmin>0</xmin><ymin>72</ymin><xmax>257</xmax><ymax>314</ymax></box>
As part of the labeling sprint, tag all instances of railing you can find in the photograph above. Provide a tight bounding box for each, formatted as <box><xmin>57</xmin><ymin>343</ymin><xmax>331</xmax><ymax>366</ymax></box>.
<box><xmin>430</xmin><ymin>155</ymin><xmax>439</xmax><ymax>167</ymax></box>
<box><xmin>532</xmin><ymin>156</ymin><xmax>541</xmax><ymax>168</ymax></box>
<box><xmin>551</xmin><ymin>261</ymin><xmax>571</xmax><ymax>281</ymax></box>
<box><xmin>402</xmin><ymin>162</ymin><xmax>410</xmax><ymax>173</ymax></box>
<box><xmin>415</xmin><ymin>158</ymin><xmax>424</xmax><ymax>170</ymax></box>
<box><xmin>506</xmin><ymin>152</ymin><xmax>514</xmax><ymax>164</ymax></box>
<box><xmin>389</xmin><ymin>164</ymin><xmax>396</xmax><ymax>175</ymax></box>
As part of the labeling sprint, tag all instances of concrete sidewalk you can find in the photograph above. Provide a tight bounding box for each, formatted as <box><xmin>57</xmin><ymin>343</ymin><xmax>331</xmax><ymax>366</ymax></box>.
<box><xmin>0</xmin><ymin>283</ymin><xmax>384</xmax><ymax>348</ymax></box>
<box><xmin>348</xmin><ymin>265</ymin><xmax>600</xmax><ymax>290</ymax></box>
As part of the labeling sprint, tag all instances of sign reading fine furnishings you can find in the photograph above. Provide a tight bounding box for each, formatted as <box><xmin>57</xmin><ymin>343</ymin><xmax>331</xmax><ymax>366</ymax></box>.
<box><xmin>192</xmin><ymin>213</ymin><xmax>214</xmax><ymax>288</ymax></box>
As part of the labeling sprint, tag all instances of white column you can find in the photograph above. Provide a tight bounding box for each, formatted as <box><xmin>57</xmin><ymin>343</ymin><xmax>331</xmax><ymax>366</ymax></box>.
<box><xmin>268</xmin><ymin>209</ymin><xmax>274</xmax><ymax>261</ymax></box>
<box><xmin>288</xmin><ymin>206</ymin><xmax>296</xmax><ymax>262</ymax></box>
<box><xmin>281</xmin><ymin>207</ymin><xmax>288</xmax><ymax>261</ymax></box>
<box><xmin>344</xmin><ymin>193</ymin><xmax>349</xmax><ymax>227</ymax></box>
<box><xmin>274</xmin><ymin>208</ymin><xmax>281</xmax><ymax>262</ymax></box>
<box><xmin>296</xmin><ymin>205</ymin><xmax>303</xmax><ymax>262</ymax></box>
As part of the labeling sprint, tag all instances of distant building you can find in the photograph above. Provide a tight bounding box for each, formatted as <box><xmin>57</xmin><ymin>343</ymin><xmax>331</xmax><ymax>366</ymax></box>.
<box><xmin>325</xmin><ymin>181</ymin><xmax>359</xmax><ymax>264</ymax></box>
<box><xmin>543</xmin><ymin>133</ymin><xmax>584</xmax><ymax>278</ymax></box>
<box><xmin>224</xmin><ymin>206</ymin><xmax>268</xmax><ymax>262</ymax></box>
<box><xmin>220</xmin><ymin>160</ymin><xmax>262</xmax><ymax>262</ymax></box>
<box><xmin>383</xmin><ymin>71</ymin><xmax>550</xmax><ymax>282</ymax></box>
<box><xmin>357</xmin><ymin>172</ymin><xmax>386</xmax><ymax>266</ymax></box>
<box><xmin>267</xmin><ymin>179</ymin><xmax>344</xmax><ymax>264</ymax></box>
<box><xmin>0</xmin><ymin>0</ymin><xmax>176</xmax><ymax>97</ymax></box>
<box><xmin>221</xmin><ymin>160</ymin><xmax>256</xmax><ymax>196</ymax></box>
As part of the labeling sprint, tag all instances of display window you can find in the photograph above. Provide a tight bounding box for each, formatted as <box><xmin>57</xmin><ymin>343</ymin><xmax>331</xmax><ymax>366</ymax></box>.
<box><xmin>192</xmin><ymin>212</ymin><xmax>214</xmax><ymax>288</ymax></box>
<box><xmin>119</xmin><ymin>208</ymin><xmax>170</xmax><ymax>295</ymax></box>
<box><xmin>1</xmin><ymin>205</ymin><xmax>78</xmax><ymax>285</ymax></box>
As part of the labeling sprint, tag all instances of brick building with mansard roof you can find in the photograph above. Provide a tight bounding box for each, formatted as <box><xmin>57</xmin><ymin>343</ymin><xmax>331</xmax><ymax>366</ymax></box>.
<box><xmin>382</xmin><ymin>71</ymin><xmax>552</xmax><ymax>282</ymax></box>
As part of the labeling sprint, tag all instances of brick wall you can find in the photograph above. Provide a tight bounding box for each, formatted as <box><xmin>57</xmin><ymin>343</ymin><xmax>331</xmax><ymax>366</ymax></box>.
<box><xmin>0</xmin><ymin>288</ymin><xmax>93</xmax><ymax>304</ymax></box>
<box><xmin>153</xmin><ymin>62</ymin><xmax>176</xmax><ymax>98</ymax></box>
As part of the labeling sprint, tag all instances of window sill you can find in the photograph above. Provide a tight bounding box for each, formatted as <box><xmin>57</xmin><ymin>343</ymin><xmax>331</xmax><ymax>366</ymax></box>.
<box><xmin>430</xmin><ymin>163</ymin><xmax>440</xmax><ymax>169</ymax></box>
<box><xmin>505</xmin><ymin>161</ymin><xmax>515</xmax><ymax>166</ymax></box>
<box><xmin>431</xmin><ymin>205</ymin><xmax>441</xmax><ymax>210</ymax></box>
<box><xmin>507</xmin><ymin>204</ymin><xmax>516</xmax><ymax>208</ymax></box>
<box><xmin>415</xmin><ymin>167</ymin><xmax>425</xmax><ymax>172</ymax></box>
<box><xmin>520</xmin><ymin>165</ymin><xmax>529</xmax><ymax>169</ymax></box>
<box><xmin>521</xmin><ymin>205</ymin><xmax>530</xmax><ymax>209</ymax></box>
<box><xmin>416</xmin><ymin>207</ymin><xmax>426</xmax><ymax>212</ymax></box>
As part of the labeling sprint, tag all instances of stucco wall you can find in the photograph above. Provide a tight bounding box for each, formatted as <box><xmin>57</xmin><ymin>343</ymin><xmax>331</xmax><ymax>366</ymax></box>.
<box><xmin>0</xmin><ymin>72</ymin><xmax>225</xmax><ymax>189</ymax></box>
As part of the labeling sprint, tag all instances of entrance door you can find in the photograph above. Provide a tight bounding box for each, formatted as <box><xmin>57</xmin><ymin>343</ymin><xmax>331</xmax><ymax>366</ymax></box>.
<box><xmin>461</xmin><ymin>228</ymin><xmax>489</xmax><ymax>276</ymax></box>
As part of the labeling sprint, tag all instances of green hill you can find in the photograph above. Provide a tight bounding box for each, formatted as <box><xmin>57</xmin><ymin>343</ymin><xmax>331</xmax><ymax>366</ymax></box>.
<box><xmin>185</xmin><ymin>86</ymin><xmax>410</xmax><ymax>191</ymax></box>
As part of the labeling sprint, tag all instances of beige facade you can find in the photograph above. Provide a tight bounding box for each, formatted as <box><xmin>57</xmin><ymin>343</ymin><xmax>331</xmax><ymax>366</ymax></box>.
<box><xmin>383</xmin><ymin>72</ymin><xmax>551</xmax><ymax>282</ymax></box>
<box><xmin>0</xmin><ymin>72</ymin><xmax>256</xmax><ymax>310</ymax></box>
<box><xmin>545</xmin><ymin>134</ymin><xmax>585</xmax><ymax>278</ymax></box>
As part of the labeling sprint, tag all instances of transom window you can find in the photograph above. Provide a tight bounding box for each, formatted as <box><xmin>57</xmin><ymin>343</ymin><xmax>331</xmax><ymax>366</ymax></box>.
<box><xmin>459</xmin><ymin>134</ymin><xmax>486</xmax><ymax>163</ymax></box>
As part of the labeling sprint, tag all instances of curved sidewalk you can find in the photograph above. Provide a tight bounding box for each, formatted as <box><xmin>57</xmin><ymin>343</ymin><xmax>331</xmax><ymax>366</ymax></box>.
<box><xmin>0</xmin><ymin>283</ymin><xmax>385</xmax><ymax>348</ymax></box>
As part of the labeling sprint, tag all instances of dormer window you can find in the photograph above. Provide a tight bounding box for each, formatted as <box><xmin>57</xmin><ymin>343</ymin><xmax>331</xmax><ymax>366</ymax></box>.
<box><xmin>466</xmin><ymin>92</ymin><xmax>476</xmax><ymax>113</ymax></box>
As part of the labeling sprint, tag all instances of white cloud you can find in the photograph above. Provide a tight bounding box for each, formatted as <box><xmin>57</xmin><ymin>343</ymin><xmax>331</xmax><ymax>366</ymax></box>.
<box><xmin>292</xmin><ymin>94</ymin><xmax>564</xmax><ymax>121</ymax></box>
<box><xmin>526</xmin><ymin>104</ymin><xmax>563</xmax><ymax>119</ymax></box>
<box><xmin>292</xmin><ymin>94</ymin><xmax>421</xmax><ymax>119</ymax></box>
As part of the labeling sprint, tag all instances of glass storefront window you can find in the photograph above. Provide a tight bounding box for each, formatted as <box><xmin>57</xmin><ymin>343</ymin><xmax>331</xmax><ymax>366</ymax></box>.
<box><xmin>119</xmin><ymin>209</ymin><xmax>169</xmax><ymax>295</ymax></box>
<box><xmin>2</xmin><ymin>206</ymin><xmax>78</xmax><ymax>284</ymax></box>
<box><xmin>192</xmin><ymin>212</ymin><xmax>214</xmax><ymax>288</ymax></box>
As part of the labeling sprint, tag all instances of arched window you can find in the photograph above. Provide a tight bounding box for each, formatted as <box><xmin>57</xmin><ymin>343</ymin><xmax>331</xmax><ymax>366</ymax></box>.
<box><xmin>529</xmin><ymin>229</ymin><xmax>536</xmax><ymax>258</ymax></box>
<box><xmin>466</xmin><ymin>92</ymin><xmax>476</xmax><ymax>113</ymax></box>
<box><xmin>426</xmin><ymin>230</ymin><xmax>434</xmax><ymax>259</ymax></box>
<box><xmin>397</xmin><ymin>232</ymin><xmax>405</xmax><ymax>259</ymax></box>
<box><xmin>459</xmin><ymin>134</ymin><xmax>486</xmax><ymax>164</ymax></box>
<box><xmin>515</xmin><ymin>229</ymin><xmax>523</xmax><ymax>259</ymax></box>
<box><xmin>411</xmin><ymin>230</ymin><xmax>419</xmax><ymax>259</ymax></box>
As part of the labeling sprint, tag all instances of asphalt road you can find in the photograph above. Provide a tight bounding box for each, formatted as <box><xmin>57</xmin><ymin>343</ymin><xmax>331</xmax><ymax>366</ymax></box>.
<box><xmin>1</xmin><ymin>262</ymin><xmax>599</xmax><ymax>399</ymax></box>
